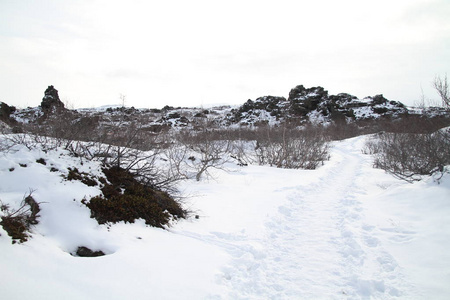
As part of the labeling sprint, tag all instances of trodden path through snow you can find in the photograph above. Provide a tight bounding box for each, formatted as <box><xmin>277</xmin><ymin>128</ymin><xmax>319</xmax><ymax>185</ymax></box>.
<box><xmin>176</xmin><ymin>137</ymin><xmax>414</xmax><ymax>299</ymax></box>
<box><xmin>1</xmin><ymin>135</ymin><xmax>448</xmax><ymax>299</ymax></box>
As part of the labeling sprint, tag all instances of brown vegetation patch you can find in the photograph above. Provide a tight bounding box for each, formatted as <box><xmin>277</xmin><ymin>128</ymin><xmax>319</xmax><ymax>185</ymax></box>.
<box><xmin>84</xmin><ymin>166</ymin><xmax>185</xmax><ymax>228</ymax></box>
<box><xmin>66</xmin><ymin>167</ymin><xmax>98</xmax><ymax>187</ymax></box>
<box><xmin>0</xmin><ymin>194</ymin><xmax>40</xmax><ymax>243</ymax></box>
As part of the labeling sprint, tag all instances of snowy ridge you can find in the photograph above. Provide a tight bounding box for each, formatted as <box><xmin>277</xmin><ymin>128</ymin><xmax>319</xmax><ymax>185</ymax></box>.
<box><xmin>3</xmin><ymin>85</ymin><xmax>448</xmax><ymax>133</ymax></box>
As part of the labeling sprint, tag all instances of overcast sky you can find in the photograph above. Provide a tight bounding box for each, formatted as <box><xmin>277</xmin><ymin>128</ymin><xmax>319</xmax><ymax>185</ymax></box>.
<box><xmin>1</xmin><ymin>0</ymin><xmax>449</xmax><ymax>109</ymax></box>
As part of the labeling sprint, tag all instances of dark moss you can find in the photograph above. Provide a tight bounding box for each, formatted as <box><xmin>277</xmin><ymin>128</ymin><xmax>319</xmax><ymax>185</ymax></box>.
<box><xmin>0</xmin><ymin>215</ymin><xmax>29</xmax><ymax>243</ymax></box>
<box><xmin>85</xmin><ymin>166</ymin><xmax>185</xmax><ymax>228</ymax></box>
<box><xmin>0</xmin><ymin>195</ymin><xmax>40</xmax><ymax>243</ymax></box>
<box><xmin>36</xmin><ymin>158</ymin><xmax>47</xmax><ymax>165</ymax></box>
<box><xmin>66</xmin><ymin>167</ymin><xmax>98</xmax><ymax>187</ymax></box>
<box><xmin>373</xmin><ymin>107</ymin><xmax>388</xmax><ymax>114</ymax></box>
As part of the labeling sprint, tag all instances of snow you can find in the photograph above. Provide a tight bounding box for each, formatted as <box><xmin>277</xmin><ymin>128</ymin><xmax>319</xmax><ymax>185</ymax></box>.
<box><xmin>353</xmin><ymin>106</ymin><xmax>380</xmax><ymax>119</ymax></box>
<box><xmin>1</xmin><ymin>135</ymin><xmax>449</xmax><ymax>299</ymax></box>
<box><xmin>308</xmin><ymin>109</ymin><xmax>332</xmax><ymax>125</ymax></box>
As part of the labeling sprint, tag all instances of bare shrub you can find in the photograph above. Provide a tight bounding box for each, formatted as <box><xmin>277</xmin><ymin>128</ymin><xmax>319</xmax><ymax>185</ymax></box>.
<box><xmin>229</xmin><ymin>138</ymin><xmax>256</xmax><ymax>166</ymax></box>
<box><xmin>323</xmin><ymin>121</ymin><xmax>363</xmax><ymax>141</ymax></box>
<box><xmin>174</xmin><ymin>127</ymin><xmax>233</xmax><ymax>181</ymax></box>
<box><xmin>362</xmin><ymin>133</ymin><xmax>383</xmax><ymax>155</ymax></box>
<box><xmin>167</xmin><ymin>124</ymin><xmax>330</xmax><ymax>173</ymax></box>
<box><xmin>374</xmin><ymin>115</ymin><xmax>450</xmax><ymax>134</ymax></box>
<box><xmin>164</xmin><ymin>144</ymin><xmax>190</xmax><ymax>180</ymax></box>
<box><xmin>254</xmin><ymin>125</ymin><xmax>330</xmax><ymax>169</ymax></box>
<box><xmin>433</xmin><ymin>74</ymin><xmax>449</xmax><ymax>109</ymax></box>
<box><xmin>3</xmin><ymin>116</ymin><xmax>177</xmax><ymax>192</ymax></box>
<box><xmin>367</xmin><ymin>129</ymin><xmax>450</xmax><ymax>182</ymax></box>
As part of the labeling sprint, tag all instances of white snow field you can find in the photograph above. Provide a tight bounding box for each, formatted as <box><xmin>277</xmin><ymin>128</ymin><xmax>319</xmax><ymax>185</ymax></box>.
<box><xmin>0</xmin><ymin>135</ymin><xmax>449</xmax><ymax>299</ymax></box>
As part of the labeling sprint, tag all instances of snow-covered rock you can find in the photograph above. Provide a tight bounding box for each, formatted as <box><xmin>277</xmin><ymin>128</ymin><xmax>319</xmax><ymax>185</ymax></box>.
<box><xmin>2</xmin><ymin>84</ymin><xmax>448</xmax><ymax>133</ymax></box>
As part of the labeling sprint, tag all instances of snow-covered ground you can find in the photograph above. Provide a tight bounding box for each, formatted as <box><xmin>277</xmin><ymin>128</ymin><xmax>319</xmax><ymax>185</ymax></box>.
<box><xmin>0</xmin><ymin>135</ymin><xmax>449</xmax><ymax>299</ymax></box>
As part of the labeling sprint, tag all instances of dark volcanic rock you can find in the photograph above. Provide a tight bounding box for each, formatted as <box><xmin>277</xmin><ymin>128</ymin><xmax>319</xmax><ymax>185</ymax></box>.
<box><xmin>288</xmin><ymin>85</ymin><xmax>328</xmax><ymax>102</ymax></box>
<box><xmin>9</xmin><ymin>84</ymin><xmax>445</xmax><ymax>132</ymax></box>
<box><xmin>234</xmin><ymin>96</ymin><xmax>288</xmax><ymax>122</ymax></box>
<box><xmin>288</xmin><ymin>85</ymin><xmax>328</xmax><ymax>116</ymax></box>
<box><xmin>0</xmin><ymin>102</ymin><xmax>16</xmax><ymax>122</ymax></box>
<box><xmin>231</xmin><ymin>84</ymin><xmax>413</xmax><ymax>126</ymax></box>
<box><xmin>75</xmin><ymin>246</ymin><xmax>105</xmax><ymax>257</ymax></box>
<box><xmin>41</xmin><ymin>85</ymin><xmax>65</xmax><ymax>112</ymax></box>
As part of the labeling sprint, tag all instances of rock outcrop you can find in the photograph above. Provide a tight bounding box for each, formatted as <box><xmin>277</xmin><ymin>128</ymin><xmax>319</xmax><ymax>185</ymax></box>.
<box><xmin>40</xmin><ymin>85</ymin><xmax>65</xmax><ymax>113</ymax></box>
<box><xmin>230</xmin><ymin>85</ymin><xmax>409</xmax><ymax>126</ymax></box>
<box><xmin>8</xmin><ymin>84</ymin><xmax>448</xmax><ymax>132</ymax></box>
<box><xmin>0</xmin><ymin>102</ymin><xmax>16</xmax><ymax>122</ymax></box>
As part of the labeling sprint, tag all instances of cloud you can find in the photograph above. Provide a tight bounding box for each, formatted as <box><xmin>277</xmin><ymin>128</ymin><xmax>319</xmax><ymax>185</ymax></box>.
<box><xmin>106</xmin><ymin>69</ymin><xmax>146</xmax><ymax>79</ymax></box>
<box><xmin>0</xmin><ymin>0</ymin><xmax>449</xmax><ymax>108</ymax></box>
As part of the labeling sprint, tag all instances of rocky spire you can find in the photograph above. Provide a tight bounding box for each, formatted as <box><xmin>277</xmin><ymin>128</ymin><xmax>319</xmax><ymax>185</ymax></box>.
<box><xmin>40</xmin><ymin>85</ymin><xmax>65</xmax><ymax>112</ymax></box>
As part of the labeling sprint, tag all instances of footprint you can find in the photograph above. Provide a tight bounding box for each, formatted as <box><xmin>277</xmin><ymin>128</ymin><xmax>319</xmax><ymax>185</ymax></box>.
<box><xmin>347</xmin><ymin>277</ymin><xmax>386</xmax><ymax>296</ymax></box>
<box><xmin>377</xmin><ymin>252</ymin><xmax>398</xmax><ymax>272</ymax></box>
<box><xmin>379</xmin><ymin>228</ymin><xmax>416</xmax><ymax>244</ymax></box>
<box><xmin>278</xmin><ymin>206</ymin><xmax>292</xmax><ymax>217</ymax></box>
<box><xmin>341</xmin><ymin>240</ymin><xmax>365</xmax><ymax>262</ymax></box>
<box><xmin>362</xmin><ymin>224</ymin><xmax>375</xmax><ymax>232</ymax></box>
<box><xmin>390</xmin><ymin>234</ymin><xmax>415</xmax><ymax>243</ymax></box>
<box><xmin>364</xmin><ymin>235</ymin><xmax>379</xmax><ymax>247</ymax></box>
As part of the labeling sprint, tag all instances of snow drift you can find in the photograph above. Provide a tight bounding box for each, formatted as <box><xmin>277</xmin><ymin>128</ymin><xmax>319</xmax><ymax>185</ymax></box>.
<box><xmin>0</xmin><ymin>133</ymin><xmax>449</xmax><ymax>299</ymax></box>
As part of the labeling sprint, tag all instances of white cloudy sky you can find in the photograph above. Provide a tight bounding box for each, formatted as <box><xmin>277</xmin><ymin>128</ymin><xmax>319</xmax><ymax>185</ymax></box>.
<box><xmin>1</xmin><ymin>0</ymin><xmax>449</xmax><ymax>109</ymax></box>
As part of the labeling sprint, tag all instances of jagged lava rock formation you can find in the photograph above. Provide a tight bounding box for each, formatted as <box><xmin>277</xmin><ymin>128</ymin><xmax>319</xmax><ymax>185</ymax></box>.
<box><xmin>3</xmin><ymin>84</ymin><xmax>449</xmax><ymax>133</ymax></box>
<box><xmin>40</xmin><ymin>85</ymin><xmax>65</xmax><ymax>113</ymax></box>
<box><xmin>231</xmin><ymin>85</ymin><xmax>408</xmax><ymax>126</ymax></box>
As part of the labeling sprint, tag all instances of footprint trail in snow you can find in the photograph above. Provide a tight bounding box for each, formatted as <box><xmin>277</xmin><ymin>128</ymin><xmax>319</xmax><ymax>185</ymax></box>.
<box><xmin>205</xmin><ymin>137</ymin><xmax>410</xmax><ymax>299</ymax></box>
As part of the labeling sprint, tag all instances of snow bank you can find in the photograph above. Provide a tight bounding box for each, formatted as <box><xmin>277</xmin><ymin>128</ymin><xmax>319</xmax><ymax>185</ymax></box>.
<box><xmin>1</xmin><ymin>135</ymin><xmax>449</xmax><ymax>299</ymax></box>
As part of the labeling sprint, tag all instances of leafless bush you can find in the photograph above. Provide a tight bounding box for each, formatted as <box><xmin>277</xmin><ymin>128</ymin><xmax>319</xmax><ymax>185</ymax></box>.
<box><xmin>254</xmin><ymin>126</ymin><xmax>330</xmax><ymax>169</ymax></box>
<box><xmin>166</xmin><ymin>124</ymin><xmax>330</xmax><ymax>174</ymax></box>
<box><xmin>375</xmin><ymin>115</ymin><xmax>449</xmax><ymax>134</ymax></box>
<box><xmin>434</xmin><ymin>74</ymin><xmax>449</xmax><ymax>109</ymax></box>
<box><xmin>323</xmin><ymin>121</ymin><xmax>364</xmax><ymax>141</ymax></box>
<box><xmin>67</xmin><ymin>140</ymin><xmax>179</xmax><ymax>192</ymax></box>
<box><xmin>1</xmin><ymin>131</ymin><xmax>177</xmax><ymax>193</ymax></box>
<box><xmin>164</xmin><ymin>143</ymin><xmax>191</xmax><ymax>180</ymax></box>
<box><xmin>366</xmin><ymin>129</ymin><xmax>450</xmax><ymax>182</ymax></box>
<box><xmin>173</xmin><ymin>128</ymin><xmax>234</xmax><ymax>181</ymax></box>
<box><xmin>229</xmin><ymin>139</ymin><xmax>257</xmax><ymax>166</ymax></box>
<box><xmin>362</xmin><ymin>134</ymin><xmax>383</xmax><ymax>155</ymax></box>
